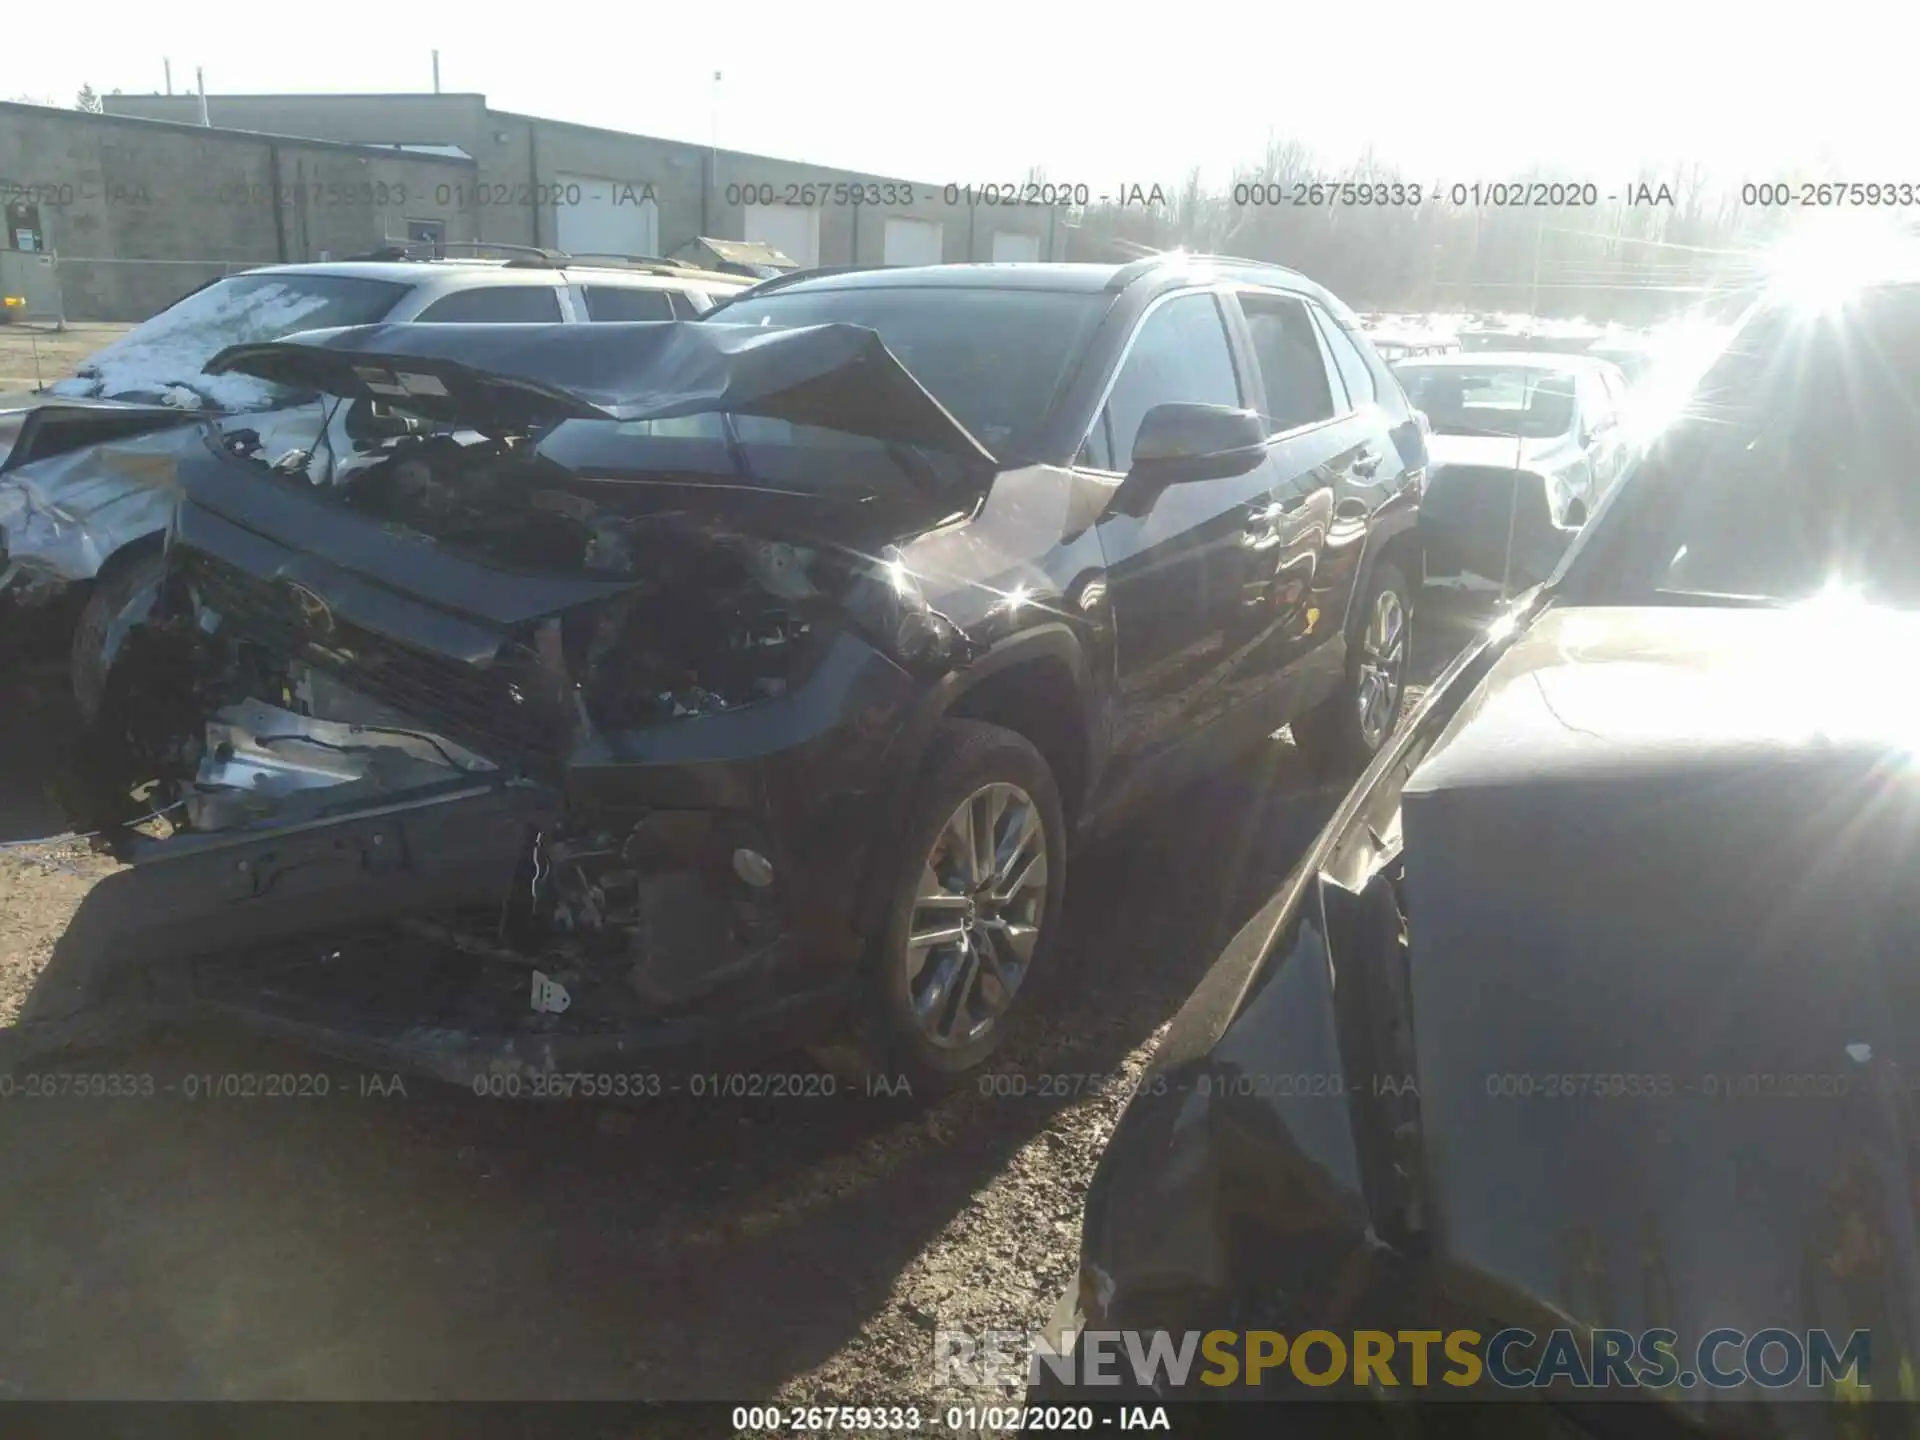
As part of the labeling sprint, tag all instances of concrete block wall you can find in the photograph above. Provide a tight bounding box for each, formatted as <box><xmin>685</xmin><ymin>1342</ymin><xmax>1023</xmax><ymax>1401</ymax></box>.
<box><xmin>2</xmin><ymin>102</ymin><xmax>477</xmax><ymax>320</ymax></box>
<box><xmin>103</xmin><ymin>92</ymin><xmax>1063</xmax><ymax>268</ymax></box>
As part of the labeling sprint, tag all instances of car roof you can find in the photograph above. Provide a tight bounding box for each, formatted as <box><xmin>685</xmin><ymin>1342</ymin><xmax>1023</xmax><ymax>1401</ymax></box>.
<box><xmin>735</xmin><ymin>263</ymin><xmax>1127</xmax><ymax>295</ymax></box>
<box><xmin>727</xmin><ymin>255</ymin><xmax>1333</xmax><ymax>301</ymax></box>
<box><xmin>237</xmin><ymin>260</ymin><xmax>748</xmax><ymax>289</ymax></box>
<box><xmin>1394</xmin><ymin>350</ymin><xmax>1608</xmax><ymax>373</ymax></box>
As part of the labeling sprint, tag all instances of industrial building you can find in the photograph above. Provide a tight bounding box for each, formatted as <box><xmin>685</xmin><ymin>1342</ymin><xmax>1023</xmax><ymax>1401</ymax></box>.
<box><xmin>1</xmin><ymin>93</ymin><xmax>1071</xmax><ymax>320</ymax></box>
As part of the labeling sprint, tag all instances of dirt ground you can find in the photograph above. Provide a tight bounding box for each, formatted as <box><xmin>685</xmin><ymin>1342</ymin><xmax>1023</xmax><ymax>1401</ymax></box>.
<box><xmin>0</xmin><ymin>436</ymin><xmax>1465</xmax><ymax>1412</ymax></box>
<box><xmin>0</xmin><ymin>322</ymin><xmax>129</xmax><ymax>394</ymax></box>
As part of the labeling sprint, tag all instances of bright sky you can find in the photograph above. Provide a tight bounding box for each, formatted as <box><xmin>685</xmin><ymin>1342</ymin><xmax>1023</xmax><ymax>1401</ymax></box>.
<box><xmin>6</xmin><ymin>0</ymin><xmax>1912</xmax><ymax>188</ymax></box>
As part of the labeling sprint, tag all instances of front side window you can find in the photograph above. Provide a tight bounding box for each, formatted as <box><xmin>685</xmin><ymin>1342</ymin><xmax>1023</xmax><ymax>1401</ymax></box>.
<box><xmin>1090</xmin><ymin>293</ymin><xmax>1242</xmax><ymax>469</ymax></box>
<box><xmin>414</xmin><ymin>285</ymin><xmax>564</xmax><ymax>323</ymax></box>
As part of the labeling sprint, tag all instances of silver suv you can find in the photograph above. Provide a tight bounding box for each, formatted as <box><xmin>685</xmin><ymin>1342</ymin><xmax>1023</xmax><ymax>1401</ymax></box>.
<box><xmin>0</xmin><ymin>252</ymin><xmax>751</xmax><ymax>715</ymax></box>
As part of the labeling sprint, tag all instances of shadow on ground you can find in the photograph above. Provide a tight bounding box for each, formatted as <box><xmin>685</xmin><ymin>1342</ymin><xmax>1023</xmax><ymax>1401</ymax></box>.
<box><xmin>0</xmin><ymin>602</ymin><xmax>1473</xmax><ymax>1400</ymax></box>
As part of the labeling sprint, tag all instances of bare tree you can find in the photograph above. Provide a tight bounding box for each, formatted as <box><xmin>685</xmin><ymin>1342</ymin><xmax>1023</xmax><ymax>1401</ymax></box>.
<box><xmin>75</xmin><ymin>85</ymin><xmax>102</xmax><ymax>113</ymax></box>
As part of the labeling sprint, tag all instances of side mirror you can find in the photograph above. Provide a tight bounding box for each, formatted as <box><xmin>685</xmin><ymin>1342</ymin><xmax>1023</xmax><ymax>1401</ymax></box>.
<box><xmin>1414</xmin><ymin>409</ymin><xmax>1432</xmax><ymax>437</ymax></box>
<box><xmin>1121</xmin><ymin>403</ymin><xmax>1267</xmax><ymax>502</ymax></box>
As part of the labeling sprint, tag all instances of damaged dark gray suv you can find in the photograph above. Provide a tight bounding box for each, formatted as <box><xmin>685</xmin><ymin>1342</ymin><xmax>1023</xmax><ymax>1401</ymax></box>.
<box><xmin>37</xmin><ymin>257</ymin><xmax>1424</xmax><ymax>1089</ymax></box>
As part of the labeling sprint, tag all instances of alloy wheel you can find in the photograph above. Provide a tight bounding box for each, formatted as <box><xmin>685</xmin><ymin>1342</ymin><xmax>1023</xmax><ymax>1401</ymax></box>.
<box><xmin>903</xmin><ymin>782</ymin><xmax>1049</xmax><ymax>1050</ymax></box>
<box><xmin>1355</xmin><ymin>585</ymin><xmax>1408</xmax><ymax>750</ymax></box>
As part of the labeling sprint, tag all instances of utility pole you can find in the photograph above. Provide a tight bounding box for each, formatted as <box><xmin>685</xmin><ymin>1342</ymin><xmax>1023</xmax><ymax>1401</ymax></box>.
<box><xmin>432</xmin><ymin>51</ymin><xmax>441</xmax><ymax>94</ymax></box>
<box><xmin>163</xmin><ymin>59</ymin><xmax>172</xmax><ymax>96</ymax></box>
<box><xmin>196</xmin><ymin>67</ymin><xmax>210</xmax><ymax>126</ymax></box>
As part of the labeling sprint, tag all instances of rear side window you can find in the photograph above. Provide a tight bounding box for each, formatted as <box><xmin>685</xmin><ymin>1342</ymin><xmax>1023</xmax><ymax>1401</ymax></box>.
<box><xmin>1238</xmin><ymin>291</ymin><xmax>1337</xmax><ymax>435</ymax></box>
<box><xmin>415</xmin><ymin>286</ymin><xmax>564</xmax><ymax>323</ymax></box>
<box><xmin>582</xmin><ymin>286</ymin><xmax>674</xmax><ymax>321</ymax></box>
<box><xmin>1315</xmin><ymin>309</ymin><xmax>1378</xmax><ymax>409</ymax></box>
<box><xmin>1085</xmin><ymin>292</ymin><xmax>1242</xmax><ymax>470</ymax></box>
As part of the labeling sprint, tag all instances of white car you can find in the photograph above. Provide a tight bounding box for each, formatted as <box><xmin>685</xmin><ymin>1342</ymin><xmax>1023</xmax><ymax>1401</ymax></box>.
<box><xmin>1392</xmin><ymin>351</ymin><xmax>1631</xmax><ymax>595</ymax></box>
<box><xmin>0</xmin><ymin>253</ymin><xmax>751</xmax><ymax>717</ymax></box>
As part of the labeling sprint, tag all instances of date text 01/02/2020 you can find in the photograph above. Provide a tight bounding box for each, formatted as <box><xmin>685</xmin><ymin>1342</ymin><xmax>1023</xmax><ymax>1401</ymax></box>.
<box><xmin>719</xmin><ymin>181</ymin><xmax>1167</xmax><ymax>208</ymax></box>
<box><xmin>731</xmin><ymin>1404</ymin><xmax>1169</xmax><ymax>1432</ymax></box>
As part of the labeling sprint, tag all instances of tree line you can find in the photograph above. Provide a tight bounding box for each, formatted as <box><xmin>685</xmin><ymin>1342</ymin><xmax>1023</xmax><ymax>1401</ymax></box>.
<box><xmin>1052</xmin><ymin>140</ymin><xmax>1803</xmax><ymax>323</ymax></box>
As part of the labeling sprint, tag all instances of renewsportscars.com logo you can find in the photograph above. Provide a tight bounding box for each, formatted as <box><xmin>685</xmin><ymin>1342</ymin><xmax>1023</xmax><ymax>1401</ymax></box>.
<box><xmin>935</xmin><ymin>1327</ymin><xmax>1875</xmax><ymax>1392</ymax></box>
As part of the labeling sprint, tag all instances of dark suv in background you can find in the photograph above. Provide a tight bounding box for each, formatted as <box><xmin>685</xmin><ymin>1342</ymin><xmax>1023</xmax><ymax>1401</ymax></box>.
<box><xmin>31</xmin><ymin>256</ymin><xmax>1426</xmax><ymax>1091</ymax></box>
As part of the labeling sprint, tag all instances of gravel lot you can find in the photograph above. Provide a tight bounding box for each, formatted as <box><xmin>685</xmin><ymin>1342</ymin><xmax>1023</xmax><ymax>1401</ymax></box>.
<box><xmin>0</xmin><ymin>322</ymin><xmax>1464</xmax><ymax>1410</ymax></box>
<box><xmin>0</xmin><ymin>322</ymin><xmax>130</xmax><ymax>396</ymax></box>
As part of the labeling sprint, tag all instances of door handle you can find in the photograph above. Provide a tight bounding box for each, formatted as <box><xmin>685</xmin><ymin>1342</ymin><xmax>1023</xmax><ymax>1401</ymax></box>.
<box><xmin>1247</xmin><ymin>495</ymin><xmax>1307</xmax><ymax>518</ymax></box>
<box><xmin>1353</xmin><ymin>449</ymin><xmax>1383</xmax><ymax>478</ymax></box>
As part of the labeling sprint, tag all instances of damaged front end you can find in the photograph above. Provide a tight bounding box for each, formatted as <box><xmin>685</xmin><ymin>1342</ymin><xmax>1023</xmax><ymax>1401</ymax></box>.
<box><xmin>42</xmin><ymin>320</ymin><xmax>1001</xmax><ymax>1083</ymax></box>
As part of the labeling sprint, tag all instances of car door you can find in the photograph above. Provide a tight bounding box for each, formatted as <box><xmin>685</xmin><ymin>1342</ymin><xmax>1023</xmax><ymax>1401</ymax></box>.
<box><xmin>1083</xmin><ymin>288</ymin><xmax>1279</xmax><ymax>802</ymax></box>
<box><xmin>1199</xmin><ymin>289</ymin><xmax>1381</xmax><ymax>716</ymax></box>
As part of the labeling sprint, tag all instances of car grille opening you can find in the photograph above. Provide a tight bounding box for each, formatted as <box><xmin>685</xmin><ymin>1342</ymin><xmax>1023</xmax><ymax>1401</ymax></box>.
<box><xmin>175</xmin><ymin>551</ymin><xmax>559</xmax><ymax>771</ymax></box>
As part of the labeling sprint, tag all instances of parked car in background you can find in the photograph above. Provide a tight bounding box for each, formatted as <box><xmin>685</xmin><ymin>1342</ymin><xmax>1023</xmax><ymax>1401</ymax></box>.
<box><xmin>1587</xmin><ymin>331</ymin><xmax>1656</xmax><ymax>384</ymax></box>
<box><xmin>1365</xmin><ymin>327</ymin><xmax>1459</xmax><ymax>363</ymax></box>
<box><xmin>1393</xmin><ymin>350</ymin><xmax>1630</xmax><ymax>596</ymax></box>
<box><xmin>0</xmin><ymin>251</ymin><xmax>751</xmax><ymax>717</ymax></box>
<box><xmin>1038</xmin><ymin>272</ymin><xmax>1920</xmax><ymax>1432</ymax></box>
<box><xmin>27</xmin><ymin>256</ymin><xmax>1425</xmax><ymax>1092</ymax></box>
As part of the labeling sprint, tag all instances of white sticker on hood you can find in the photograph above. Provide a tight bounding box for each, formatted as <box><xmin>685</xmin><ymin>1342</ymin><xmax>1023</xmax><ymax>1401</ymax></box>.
<box><xmin>530</xmin><ymin>971</ymin><xmax>572</xmax><ymax>1014</ymax></box>
<box><xmin>399</xmin><ymin>371</ymin><xmax>450</xmax><ymax>397</ymax></box>
<box><xmin>350</xmin><ymin>365</ymin><xmax>409</xmax><ymax>396</ymax></box>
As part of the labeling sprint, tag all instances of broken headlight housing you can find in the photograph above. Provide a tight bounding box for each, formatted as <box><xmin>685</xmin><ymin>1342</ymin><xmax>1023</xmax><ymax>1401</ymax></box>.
<box><xmin>844</xmin><ymin>547</ymin><xmax>979</xmax><ymax>672</ymax></box>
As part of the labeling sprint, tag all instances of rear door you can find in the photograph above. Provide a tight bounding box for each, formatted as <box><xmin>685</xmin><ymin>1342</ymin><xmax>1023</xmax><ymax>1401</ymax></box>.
<box><xmin>1205</xmin><ymin>288</ymin><xmax>1374</xmax><ymax>704</ymax></box>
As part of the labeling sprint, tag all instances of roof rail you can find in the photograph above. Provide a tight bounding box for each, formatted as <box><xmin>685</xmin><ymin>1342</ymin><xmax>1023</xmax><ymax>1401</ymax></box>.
<box><xmin>1103</xmin><ymin>251</ymin><xmax>1301</xmax><ymax>291</ymax></box>
<box><xmin>1103</xmin><ymin>255</ymin><xmax>1167</xmax><ymax>291</ymax></box>
<box><xmin>343</xmin><ymin>245</ymin><xmax>415</xmax><ymax>262</ymax></box>
<box><xmin>550</xmin><ymin>251</ymin><xmax>740</xmax><ymax>281</ymax></box>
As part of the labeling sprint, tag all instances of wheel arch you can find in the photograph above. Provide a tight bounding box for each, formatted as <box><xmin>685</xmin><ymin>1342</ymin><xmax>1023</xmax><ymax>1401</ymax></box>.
<box><xmin>853</xmin><ymin>623</ymin><xmax>1096</xmax><ymax>940</ymax></box>
<box><xmin>1343</xmin><ymin>493</ymin><xmax>1421</xmax><ymax>652</ymax></box>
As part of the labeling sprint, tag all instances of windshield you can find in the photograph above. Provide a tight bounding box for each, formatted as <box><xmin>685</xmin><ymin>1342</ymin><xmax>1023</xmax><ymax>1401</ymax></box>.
<box><xmin>706</xmin><ymin>285</ymin><xmax>1109</xmax><ymax>457</ymax></box>
<box><xmin>1567</xmin><ymin>288</ymin><xmax>1920</xmax><ymax>608</ymax></box>
<box><xmin>48</xmin><ymin>272</ymin><xmax>408</xmax><ymax>412</ymax></box>
<box><xmin>1394</xmin><ymin>362</ymin><xmax>1577</xmax><ymax>439</ymax></box>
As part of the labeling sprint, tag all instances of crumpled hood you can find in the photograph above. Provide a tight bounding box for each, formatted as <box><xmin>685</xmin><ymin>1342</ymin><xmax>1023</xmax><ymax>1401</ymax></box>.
<box><xmin>207</xmin><ymin>320</ymin><xmax>1000</xmax><ymax>470</ymax></box>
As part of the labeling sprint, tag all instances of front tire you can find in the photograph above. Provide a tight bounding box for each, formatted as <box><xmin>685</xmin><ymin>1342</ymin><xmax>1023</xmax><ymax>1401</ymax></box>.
<box><xmin>1292</xmin><ymin>557</ymin><xmax>1413</xmax><ymax>776</ymax></box>
<box><xmin>71</xmin><ymin>548</ymin><xmax>167</xmax><ymax>729</ymax></box>
<box><xmin>830</xmin><ymin>719</ymin><xmax>1067</xmax><ymax>1091</ymax></box>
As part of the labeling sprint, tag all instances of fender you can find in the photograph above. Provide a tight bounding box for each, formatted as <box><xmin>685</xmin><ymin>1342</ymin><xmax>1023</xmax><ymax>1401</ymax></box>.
<box><xmin>850</xmin><ymin>621</ymin><xmax>1096</xmax><ymax>940</ymax></box>
<box><xmin>1340</xmin><ymin>486</ymin><xmax>1421</xmax><ymax>650</ymax></box>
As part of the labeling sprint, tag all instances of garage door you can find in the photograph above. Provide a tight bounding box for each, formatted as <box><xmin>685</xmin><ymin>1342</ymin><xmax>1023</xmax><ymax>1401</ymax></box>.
<box><xmin>555</xmin><ymin>173</ymin><xmax>659</xmax><ymax>259</ymax></box>
<box><xmin>743</xmin><ymin>205</ymin><xmax>820</xmax><ymax>268</ymax></box>
<box><xmin>883</xmin><ymin>217</ymin><xmax>944</xmax><ymax>266</ymax></box>
<box><xmin>991</xmin><ymin>230</ymin><xmax>1042</xmax><ymax>262</ymax></box>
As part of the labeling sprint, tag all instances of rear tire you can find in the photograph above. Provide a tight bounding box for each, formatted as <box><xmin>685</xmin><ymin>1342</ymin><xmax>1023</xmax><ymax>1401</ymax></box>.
<box><xmin>70</xmin><ymin>549</ymin><xmax>166</xmax><ymax>729</ymax></box>
<box><xmin>1292</xmin><ymin>557</ymin><xmax>1413</xmax><ymax>777</ymax></box>
<box><xmin>818</xmin><ymin>719</ymin><xmax>1067</xmax><ymax>1093</ymax></box>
